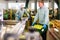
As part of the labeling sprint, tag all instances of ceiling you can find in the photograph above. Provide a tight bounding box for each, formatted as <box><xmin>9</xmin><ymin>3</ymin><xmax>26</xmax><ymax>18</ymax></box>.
<box><xmin>0</xmin><ymin>0</ymin><xmax>59</xmax><ymax>6</ymax></box>
<box><xmin>0</xmin><ymin>0</ymin><xmax>49</xmax><ymax>2</ymax></box>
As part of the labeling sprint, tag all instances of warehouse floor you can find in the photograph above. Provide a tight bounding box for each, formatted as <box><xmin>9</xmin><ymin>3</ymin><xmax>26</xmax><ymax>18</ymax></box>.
<box><xmin>0</xmin><ymin>29</ymin><xmax>59</xmax><ymax>40</ymax></box>
<box><xmin>0</xmin><ymin>20</ymin><xmax>60</xmax><ymax>40</ymax></box>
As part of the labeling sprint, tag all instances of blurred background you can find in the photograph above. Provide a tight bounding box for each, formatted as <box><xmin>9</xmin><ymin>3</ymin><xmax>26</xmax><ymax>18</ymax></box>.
<box><xmin>0</xmin><ymin>0</ymin><xmax>60</xmax><ymax>40</ymax></box>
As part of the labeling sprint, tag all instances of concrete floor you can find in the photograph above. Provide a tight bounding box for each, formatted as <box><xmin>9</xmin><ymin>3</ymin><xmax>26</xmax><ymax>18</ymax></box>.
<box><xmin>0</xmin><ymin>30</ymin><xmax>56</xmax><ymax>40</ymax></box>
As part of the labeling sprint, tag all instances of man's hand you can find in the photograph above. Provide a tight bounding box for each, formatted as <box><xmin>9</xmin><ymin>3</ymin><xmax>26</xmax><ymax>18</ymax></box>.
<box><xmin>17</xmin><ymin>16</ymin><xmax>20</xmax><ymax>19</ymax></box>
<box><xmin>43</xmin><ymin>24</ymin><xmax>46</xmax><ymax>29</ymax></box>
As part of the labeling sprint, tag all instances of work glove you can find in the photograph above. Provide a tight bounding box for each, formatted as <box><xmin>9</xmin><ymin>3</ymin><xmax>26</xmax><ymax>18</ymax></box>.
<box><xmin>17</xmin><ymin>16</ymin><xmax>20</xmax><ymax>19</ymax></box>
<box><xmin>32</xmin><ymin>22</ymin><xmax>35</xmax><ymax>26</ymax></box>
<box><xmin>43</xmin><ymin>24</ymin><xmax>46</xmax><ymax>29</ymax></box>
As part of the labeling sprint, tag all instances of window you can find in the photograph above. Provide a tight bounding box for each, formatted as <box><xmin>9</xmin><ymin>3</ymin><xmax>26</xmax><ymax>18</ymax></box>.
<box><xmin>0</xmin><ymin>3</ymin><xmax>6</xmax><ymax>9</ymax></box>
<box><xmin>8</xmin><ymin>3</ymin><xmax>25</xmax><ymax>9</ymax></box>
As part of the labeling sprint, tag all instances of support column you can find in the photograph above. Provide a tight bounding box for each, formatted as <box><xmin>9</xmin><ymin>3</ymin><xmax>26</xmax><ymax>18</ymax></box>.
<box><xmin>58</xmin><ymin>0</ymin><xmax>60</xmax><ymax>20</ymax></box>
<box><xmin>28</xmin><ymin>1</ymin><xmax>31</xmax><ymax>9</ymax></box>
<box><xmin>25</xmin><ymin>0</ymin><xmax>29</xmax><ymax>8</ymax></box>
<box><xmin>52</xmin><ymin>0</ymin><xmax>54</xmax><ymax>19</ymax></box>
<box><xmin>35</xmin><ymin>0</ymin><xmax>37</xmax><ymax>13</ymax></box>
<box><xmin>49</xmin><ymin>0</ymin><xmax>54</xmax><ymax>19</ymax></box>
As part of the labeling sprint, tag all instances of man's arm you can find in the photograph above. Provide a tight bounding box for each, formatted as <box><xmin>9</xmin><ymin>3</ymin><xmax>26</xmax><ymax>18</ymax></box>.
<box><xmin>44</xmin><ymin>8</ymin><xmax>49</xmax><ymax>25</ymax></box>
<box><xmin>24</xmin><ymin>9</ymin><xmax>29</xmax><ymax>17</ymax></box>
<box><xmin>15</xmin><ymin>10</ymin><xmax>20</xmax><ymax>17</ymax></box>
<box><xmin>33</xmin><ymin>11</ymin><xmax>39</xmax><ymax>23</ymax></box>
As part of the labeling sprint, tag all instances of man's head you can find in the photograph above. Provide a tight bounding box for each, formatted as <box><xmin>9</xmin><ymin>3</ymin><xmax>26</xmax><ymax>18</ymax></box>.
<box><xmin>38</xmin><ymin>0</ymin><xmax>44</xmax><ymax>8</ymax></box>
<box><xmin>21</xmin><ymin>7</ymin><xmax>24</xmax><ymax>10</ymax></box>
<box><xmin>20</xmin><ymin>4</ymin><xmax>24</xmax><ymax>10</ymax></box>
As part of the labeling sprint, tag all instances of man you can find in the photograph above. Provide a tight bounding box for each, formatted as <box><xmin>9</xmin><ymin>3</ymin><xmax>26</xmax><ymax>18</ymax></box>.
<box><xmin>32</xmin><ymin>0</ymin><xmax>49</xmax><ymax>40</ymax></box>
<box><xmin>15</xmin><ymin>6</ymin><xmax>29</xmax><ymax>21</ymax></box>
